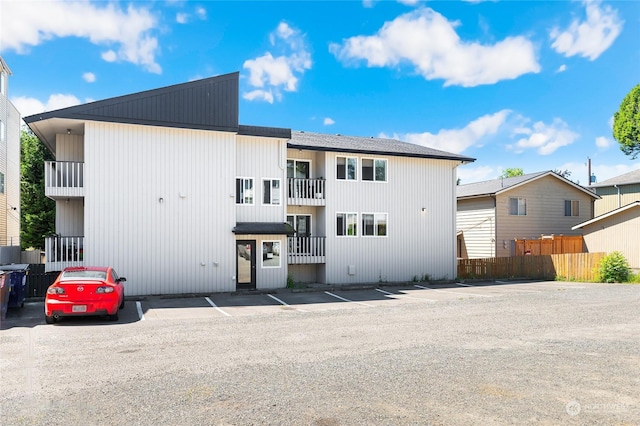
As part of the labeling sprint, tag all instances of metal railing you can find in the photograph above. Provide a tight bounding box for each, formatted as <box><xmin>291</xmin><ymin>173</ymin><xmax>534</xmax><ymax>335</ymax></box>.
<box><xmin>45</xmin><ymin>161</ymin><xmax>84</xmax><ymax>190</ymax></box>
<box><xmin>287</xmin><ymin>178</ymin><xmax>325</xmax><ymax>202</ymax></box>
<box><xmin>287</xmin><ymin>236</ymin><xmax>326</xmax><ymax>264</ymax></box>
<box><xmin>45</xmin><ymin>236</ymin><xmax>84</xmax><ymax>265</ymax></box>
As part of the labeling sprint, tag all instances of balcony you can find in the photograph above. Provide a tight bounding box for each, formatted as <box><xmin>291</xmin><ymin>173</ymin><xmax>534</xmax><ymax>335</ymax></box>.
<box><xmin>45</xmin><ymin>236</ymin><xmax>84</xmax><ymax>272</ymax></box>
<box><xmin>287</xmin><ymin>236</ymin><xmax>326</xmax><ymax>264</ymax></box>
<box><xmin>45</xmin><ymin>161</ymin><xmax>84</xmax><ymax>199</ymax></box>
<box><xmin>288</xmin><ymin>178</ymin><xmax>325</xmax><ymax>206</ymax></box>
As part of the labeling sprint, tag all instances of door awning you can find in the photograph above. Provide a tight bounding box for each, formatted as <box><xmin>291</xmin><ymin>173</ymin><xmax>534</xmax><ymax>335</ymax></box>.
<box><xmin>233</xmin><ymin>222</ymin><xmax>295</xmax><ymax>236</ymax></box>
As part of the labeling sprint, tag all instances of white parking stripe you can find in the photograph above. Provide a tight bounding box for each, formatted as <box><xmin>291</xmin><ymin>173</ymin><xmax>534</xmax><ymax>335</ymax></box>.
<box><xmin>324</xmin><ymin>291</ymin><xmax>375</xmax><ymax>307</ymax></box>
<box><xmin>205</xmin><ymin>297</ymin><xmax>232</xmax><ymax>317</ymax></box>
<box><xmin>267</xmin><ymin>294</ymin><xmax>308</xmax><ymax>312</ymax></box>
<box><xmin>376</xmin><ymin>288</ymin><xmax>436</xmax><ymax>302</ymax></box>
<box><xmin>414</xmin><ymin>285</ymin><xmax>494</xmax><ymax>297</ymax></box>
<box><xmin>136</xmin><ymin>301</ymin><xmax>145</xmax><ymax>321</ymax></box>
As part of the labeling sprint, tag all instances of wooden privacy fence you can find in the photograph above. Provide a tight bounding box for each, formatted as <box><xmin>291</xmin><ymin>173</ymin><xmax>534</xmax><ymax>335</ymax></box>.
<box><xmin>515</xmin><ymin>235</ymin><xmax>584</xmax><ymax>256</ymax></box>
<box><xmin>457</xmin><ymin>252</ymin><xmax>606</xmax><ymax>281</ymax></box>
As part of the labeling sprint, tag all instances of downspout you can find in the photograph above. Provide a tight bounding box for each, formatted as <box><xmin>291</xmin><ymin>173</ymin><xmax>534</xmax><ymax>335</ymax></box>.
<box><xmin>614</xmin><ymin>184</ymin><xmax>620</xmax><ymax>208</ymax></box>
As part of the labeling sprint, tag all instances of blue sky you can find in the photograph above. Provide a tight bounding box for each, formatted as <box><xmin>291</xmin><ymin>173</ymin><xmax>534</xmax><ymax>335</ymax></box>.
<box><xmin>1</xmin><ymin>0</ymin><xmax>638</xmax><ymax>184</ymax></box>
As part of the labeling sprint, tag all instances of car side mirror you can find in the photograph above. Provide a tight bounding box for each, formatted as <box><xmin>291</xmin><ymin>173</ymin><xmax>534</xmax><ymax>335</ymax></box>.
<box><xmin>117</xmin><ymin>277</ymin><xmax>127</xmax><ymax>282</ymax></box>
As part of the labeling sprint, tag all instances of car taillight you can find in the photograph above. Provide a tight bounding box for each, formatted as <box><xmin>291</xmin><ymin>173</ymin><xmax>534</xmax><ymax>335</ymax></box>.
<box><xmin>96</xmin><ymin>286</ymin><xmax>114</xmax><ymax>294</ymax></box>
<box><xmin>47</xmin><ymin>287</ymin><xmax>65</xmax><ymax>294</ymax></box>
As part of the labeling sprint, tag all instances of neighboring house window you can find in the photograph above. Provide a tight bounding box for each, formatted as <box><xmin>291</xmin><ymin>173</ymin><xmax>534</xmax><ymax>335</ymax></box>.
<box><xmin>337</xmin><ymin>156</ymin><xmax>357</xmax><ymax>180</ymax></box>
<box><xmin>263</xmin><ymin>179</ymin><xmax>281</xmax><ymax>205</ymax></box>
<box><xmin>362</xmin><ymin>213</ymin><xmax>387</xmax><ymax>236</ymax></box>
<box><xmin>0</xmin><ymin>172</ymin><xmax>4</xmax><ymax>194</ymax></box>
<box><xmin>236</xmin><ymin>178</ymin><xmax>254</xmax><ymax>204</ymax></box>
<box><xmin>362</xmin><ymin>158</ymin><xmax>387</xmax><ymax>182</ymax></box>
<box><xmin>564</xmin><ymin>200</ymin><xmax>579</xmax><ymax>216</ymax></box>
<box><xmin>336</xmin><ymin>213</ymin><xmax>357</xmax><ymax>236</ymax></box>
<box><xmin>0</xmin><ymin>72</ymin><xmax>5</xmax><ymax>95</ymax></box>
<box><xmin>509</xmin><ymin>198</ymin><xmax>526</xmax><ymax>216</ymax></box>
<box><xmin>0</xmin><ymin>120</ymin><xmax>5</xmax><ymax>143</ymax></box>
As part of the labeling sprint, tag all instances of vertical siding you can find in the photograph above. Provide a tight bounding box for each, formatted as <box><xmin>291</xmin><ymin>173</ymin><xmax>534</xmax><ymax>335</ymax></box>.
<box><xmin>56</xmin><ymin>133</ymin><xmax>84</xmax><ymax>161</ymax></box>
<box><xmin>6</xmin><ymin>102</ymin><xmax>19</xmax><ymax>244</ymax></box>
<box><xmin>495</xmin><ymin>175</ymin><xmax>595</xmax><ymax>257</ymax></box>
<box><xmin>84</xmin><ymin>121</ymin><xmax>237</xmax><ymax>296</ymax></box>
<box><xmin>55</xmin><ymin>199</ymin><xmax>84</xmax><ymax>236</ymax></box>
<box><xmin>582</xmin><ymin>208</ymin><xmax>640</xmax><ymax>269</ymax></box>
<box><xmin>323</xmin><ymin>153</ymin><xmax>459</xmax><ymax>284</ymax></box>
<box><xmin>236</xmin><ymin>135</ymin><xmax>287</xmax><ymax>223</ymax></box>
<box><xmin>595</xmin><ymin>185</ymin><xmax>640</xmax><ymax>215</ymax></box>
<box><xmin>457</xmin><ymin>197</ymin><xmax>496</xmax><ymax>258</ymax></box>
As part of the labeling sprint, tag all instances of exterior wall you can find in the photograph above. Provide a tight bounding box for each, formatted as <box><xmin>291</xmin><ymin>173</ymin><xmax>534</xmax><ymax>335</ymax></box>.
<box><xmin>581</xmin><ymin>207</ymin><xmax>640</xmax><ymax>270</ymax></box>
<box><xmin>235</xmin><ymin>234</ymin><xmax>287</xmax><ymax>289</ymax></box>
<box><xmin>456</xmin><ymin>197</ymin><xmax>496</xmax><ymax>259</ymax></box>
<box><xmin>323</xmin><ymin>152</ymin><xmax>459</xmax><ymax>284</ymax></box>
<box><xmin>56</xmin><ymin>133</ymin><xmax>84</xmax><ymax>161</ymax></box>
<box><xmin>495</xmin><ymin>175</ymin><xmax>594</xmax><ymax>257</ymax></box>
<box><xmin>0</xmin><ymin>64</ymin><xmax>20</xmax><ymax>247</ymax></box>
<box><xmin>83</xmin><ymin>121</ymin><xmax>237</xmax><ymax>296</ymax></box>
<box><xmin>55</xmin><ymin>199</ymin><xmax>84</xmax><ymax>236</ymax></box>
<box><xmin>236</xmin><ymin>135</ymin><xmax>287</xmax><ymax>223</ymax></box>
<box><xmin>594</xmin><ymin>184</ymin><xmax>640</xmax><ymax>216</ymax></box>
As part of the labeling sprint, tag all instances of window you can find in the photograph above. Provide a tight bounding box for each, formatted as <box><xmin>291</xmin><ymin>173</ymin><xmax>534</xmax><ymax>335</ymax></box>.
<box><xmin>0</xmin><ymin>120</ymin><xmax>5</xmax><ymax>144</ymax></box>
<box><xmin>362</xmin><ymin>158</ymin><xmax>387</xmax><ymax>182</ymax></box>
<box><xmin>262</xmin><ymin>241</ymin><xmax>281</xmax><ymax>268</ymax></box>
<box><xmin>509</xmin><ymin>198</ymin><xmax>526</xmax><ymax>216</ymax></box>
<box><xmin>337</xmin><ymin>156</ymin><xmax>357</xmax><ymax>180</ymax></box>
<box><xmin>0</xmin><ymin>72</ymin><xmax>5</xmax><ymax>96</ymax></box>
<box><xmin>235</xmin><ymin>178</ymin><xmax>254</xmax><ymax>204</ymax></box>
<box><xmin>564</xmin><ymin>200</ymin><xmax>579</xmax><ymax>216</ymax></box>
<box><xmin>362</xmin><ymin>213</ymin><xmax>387</xmax><ymax>236</ymax></box>
<box><xmin>336</xmin><ymin>213</ymin><xmax>357</xmax><ymax>236</ymax></box>
<box><xmin>0</xmin><ymin>173</ymin><xmax>4</xmax><ymax>194</ymax></box>
<box><xmin>263</xmin><ymin>179</ymin><xmax>281</xmax><ymax>205</ymax></box>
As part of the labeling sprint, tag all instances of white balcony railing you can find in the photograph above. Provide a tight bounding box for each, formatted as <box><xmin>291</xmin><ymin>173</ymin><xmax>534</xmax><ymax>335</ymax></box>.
<box><xmin>287</xmin><ymin>236</ymin><xmax>326</xmax><ymax>264</ymax></box>
<box><xmin>45</xmin><ymin>236</ymin><xmax>84</xmax><ymax>272</ymax></box>
<box><xmin>287</xmin><ymin>178</ymin><xmax>325</xmax><ymax>206</ymax></box>
<box><xmin>45</xmin><ymin>161</ymin><xmax>84</xmax><ymax>198</ymax></box>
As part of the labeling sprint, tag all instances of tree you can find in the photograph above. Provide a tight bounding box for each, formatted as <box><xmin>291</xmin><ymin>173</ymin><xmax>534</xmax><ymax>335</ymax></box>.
<box><xmin>613</xmin><ymin>84</ymin><xmax>640</xmax><ymax>159</ymax></box>
<box><xmin>553</xmin><ymin>169</ymin><xmax>572</xmax><ymax>179</ymax></box>
<box><xmin>20</xmin><ymin>130</ymin><xmax>55</xmax><ymax>250</ymax></box>
<box><xmin>500</xmin><ymin>168</ymin><xmax>524</xmax><ymax>178</ymax></box>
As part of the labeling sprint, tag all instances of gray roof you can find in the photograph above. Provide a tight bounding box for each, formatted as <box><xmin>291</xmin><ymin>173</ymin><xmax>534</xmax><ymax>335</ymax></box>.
<box><xmin>457</xmin><ymin>170</ymin><xmax>599</xmax><ymax>199</ymax></box>
<box><xmin>288</xmin><ymin>131</ymin><xmax>475</xmax><ymax>162</ymax></box>
<box><xmin>233</xmin><ymin>222</ymin><xmax>295</xmax><ymax>236</ymax></box>
<box><xmin>590</xmin><ymin>168</ymin><xmax>640</xmax><ymax>188</ymax></box>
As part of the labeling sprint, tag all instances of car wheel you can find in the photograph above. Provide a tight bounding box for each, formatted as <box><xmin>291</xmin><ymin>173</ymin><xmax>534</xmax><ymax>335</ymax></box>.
<box><xmin>108</xmin><ymin>312</ymin><xmax>119</xmax><ymax>322</ymax></box>
<box><xmin>119</xmin><ymin>295</ymin><xmax>125</xmax><ymax>309</ymax></box>
<box><xmin>45</xmin><ymin>315</ymin><xmax>56</xmax><ymax>324</ymax></box>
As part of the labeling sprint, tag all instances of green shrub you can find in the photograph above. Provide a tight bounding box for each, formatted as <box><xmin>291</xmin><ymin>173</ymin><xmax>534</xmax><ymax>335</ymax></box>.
<box><xmin>595</xmin><ymin>251</ymin><xmax>631</xmax><ymax>283</ymax></box>
<box><xmin>286</xmin><ymin>274</ymin><xmax>295</xmax><ymax>288</ymax></box>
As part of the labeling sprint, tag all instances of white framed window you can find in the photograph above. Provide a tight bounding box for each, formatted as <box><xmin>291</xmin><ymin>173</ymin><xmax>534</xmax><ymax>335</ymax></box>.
<box><xmin>0</xmin><ymin>72</ymin><xmax>5</xmax><ymax>96</ymax></box>
<box><xmin>337</xmin><ymin>156</ymin><xmax>357</xmax><ymax>180</ymax></box>
<box><xmin>362</xmin><ymin>213</ymin><xmax>387</xmax><ymax>236</ymax></box>
<box><xmin>509</xmin><ymin>198</ymin><xmax>526</xmax><ymax>216</ymax></box>
<box><xmin>564</xmin><ymin>200</ymin><xmax>579</xmax><ymax>216</ymax></box>
<box><xmin>336</xmin><ymin>213</ymin><xmax>357</xmax><ymax>236</ymax></box>
<box><xmin>262</xmin><ymin>179</ymin><xmax>281</xmax><ymax>205</ymax></box>
<box><xmin>235</xmin><ymin>177</ymin><xmax>254</xmax><ymax>205</ymax></box>
<box><xmin>0</xmin><ymin>120</ymin><xmax>5</xmax><ymax>144</ymax></box>
<box><xmin>262</xmin><ymin>240</ymin><xmax>281</xmax><ymax>268</ymax></box>
<box><xmin>362</xmin><ymin>158</ymin><xmax>387</xmax><ymax>182</ymax></box>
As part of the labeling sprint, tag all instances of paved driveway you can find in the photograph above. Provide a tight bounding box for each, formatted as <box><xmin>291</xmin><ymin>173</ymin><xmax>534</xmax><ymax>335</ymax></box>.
<box><xmin>1</xmin><ymin>281</ymin><xmax>638</xmax><ymax>425</ymax></box>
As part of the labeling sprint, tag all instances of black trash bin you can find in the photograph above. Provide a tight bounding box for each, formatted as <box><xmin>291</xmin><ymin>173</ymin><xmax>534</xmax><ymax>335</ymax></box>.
<box><xmin>2</xmin><ymin>264</ymin><xmax>30</xmax><ymax>309</ymax></box>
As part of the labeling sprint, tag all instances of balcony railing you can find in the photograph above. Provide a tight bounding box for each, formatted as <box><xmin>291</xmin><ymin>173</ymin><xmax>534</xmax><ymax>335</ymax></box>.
<box><xmin>45</xmin><ymin>236</ymin><xmax>84</xmax><ymax>272</ymax></box>
<box><xmin>287</xmin><ymin>236</ymin><xmax>326</xmax><ymax>264</ymax></box>
<box><xmin>288</xmin><ymin>178</ymin><xmax>325</xmax><ymax>206</ymax></box>
<box><xmin>45</xmin><ymin>161</ymin><xmax>84</xmax><ymax>198</ymax></box>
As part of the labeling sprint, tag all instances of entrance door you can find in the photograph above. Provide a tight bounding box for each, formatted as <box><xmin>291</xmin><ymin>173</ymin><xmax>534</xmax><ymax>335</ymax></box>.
<box><xmin>236</xmin><ymin>240</ymin><xmax>256</xmax><ymax>290</ymax></box>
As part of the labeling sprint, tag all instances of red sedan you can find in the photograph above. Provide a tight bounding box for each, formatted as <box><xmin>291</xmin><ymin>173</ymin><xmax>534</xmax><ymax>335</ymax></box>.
<box><xmin>45</xmin><ymin>266</ymin><xmax>126</xmax><ymax>324</ymax></box>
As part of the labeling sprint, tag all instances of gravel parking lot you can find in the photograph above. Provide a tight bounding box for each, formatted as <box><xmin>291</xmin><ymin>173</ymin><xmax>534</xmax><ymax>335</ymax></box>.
<box><xmin>1</xmin><ymin>280</ymin><xmax>638</xmax><ymax>425</ymax></box>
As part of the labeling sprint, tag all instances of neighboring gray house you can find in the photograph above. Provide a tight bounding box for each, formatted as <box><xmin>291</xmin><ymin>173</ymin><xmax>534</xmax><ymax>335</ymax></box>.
<box><xmin>589</xmin><ymin>169</ymin><xmax>640</xmax><ymax>216</ymax></box>
<box><xmin>572</xmin><ymin>201</ymin><xmax>640</xmax><ymax>272</ymax></box>
<box><xmin>457</xmin><ymin>171</ymin><xmax>599</xmax><ymax>259</ymax></box>
<box><xmin>24</xmin><ymin>72</ymin><xmax>474</xmax><ymax>296</ymax></box>
<box><xmin>0</xmin><ymin>56</ymin><xmax>21</xmax><ymax>263</ymax></box>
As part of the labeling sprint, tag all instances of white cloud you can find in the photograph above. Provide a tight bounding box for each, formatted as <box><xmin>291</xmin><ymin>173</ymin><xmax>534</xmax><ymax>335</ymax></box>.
<box><xmin>510</xmin><ymin>118</ymin><xmax>579</xmax><ymax>155</ymax></box>
<box><xmin>323</xmin><ymin>117</ymin><xmax>335</xmax><ymax>126</ymax></box>
<box><xmin>12</xmin><ymin>94</ymin><xmax>82</xmax><ymax>119</ymax></box>
<box><xmin>595</xmin><ymin>136</ymin><xmax>612</xmax><ymax>149</ymax></box>
<box><xmin>329</xmin><ymin>8</ymin><xmax>539</xmax><ymax>87</ymax></box>
<box><xmin>243</xmin><ymin>22</ymin><xmax>311</xmax><ymax>102</ymax></box>
<box><xmin>82</xmin><ymin>72</ymin><xmax>96</xmax><ymax>83</ymax></box>
<box><xmin>457</xmin><ymin>165</ymin><xmax>496</xmax><ymax>184</ymax></box>
<box><xmin>1</xmin><ymin>0</ymin><xmax>161</xmax><ymax>73</ymax></box>
<box><xmin>196</xmin><ymin>7</ymin><xmax>207</xmax><ymax>20</ymax></box>
<box><xmin>550</xmin><ymin>0</ymin><xmax>623</xmax><ymax>61</ymax></box>
<box><xmin>176</xmin><ymin>13</ymin><xmax>188</xmax><ymax>24</ymax></box>
<box><xmin>556</xmin><ymin>64</ymin><xmax>567</xmax><ymax>73</ymax></box>
<box><xmin>398</xmin><ymin>110</ymin><xmax>511</xmax><ymax>153</ymax></box>
<box><xmin>398</xmin><ymin>0</ymin><xmax>420</xmax><ymax>5</ymax></box>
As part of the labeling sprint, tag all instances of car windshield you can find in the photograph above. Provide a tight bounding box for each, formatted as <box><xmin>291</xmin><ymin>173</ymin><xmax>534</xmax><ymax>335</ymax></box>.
<box><xmin>61</xmin><ymin>270</ymin><xmax>107</xmax><ymax>280</ymax></box>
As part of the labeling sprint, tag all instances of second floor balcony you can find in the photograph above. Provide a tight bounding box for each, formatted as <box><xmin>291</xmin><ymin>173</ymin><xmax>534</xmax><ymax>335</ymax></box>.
<box><xmin>45</xmin><ymin>161</ymin><xmax>84</xmax><ymax>199</ymax></box>
<box><xmin>288</xmin><ymin>178</ymin><xmax>325</xmax><ymax>206</ymax></box>
<box><xmin>44</xmin><ymin>235</ymin><xmax>84</xmax><ymax>272</ymax></box>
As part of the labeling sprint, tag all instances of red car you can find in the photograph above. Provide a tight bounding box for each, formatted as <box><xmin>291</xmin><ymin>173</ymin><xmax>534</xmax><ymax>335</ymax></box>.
<box><xmin>45</xmin><ymin>266</ymin><xmax>126</xmax><ymax>324</ymax></box>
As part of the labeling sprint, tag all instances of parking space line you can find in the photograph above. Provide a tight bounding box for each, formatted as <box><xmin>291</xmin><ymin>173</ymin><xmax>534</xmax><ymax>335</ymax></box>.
<box><xmin>324</xmin><ymin>291</ymin><xmax>375</xmax><ymax>307</ymax></box>
<box><xmin>376</xmin><ymin>288</ymin><xmax>436</xmax><ymax>302</ymax></box>
<box><xmin>205</xmin><ymin>297</ymin><xmax>232</xmax><ymax>317</ymax></box>
<box><xmin>267</xmin><ymin>294</ymin><xmax>308</xmax><ymax>312</ymax></box>
<box><xmin>414</xmin><ymin>285</ymin><xmax>494</xmax><ymax>297</ymax></box>
<box><xmin>136</xmin><ymin>301</ymin><xmax>145</xmax><ymax>321</ymax></box>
